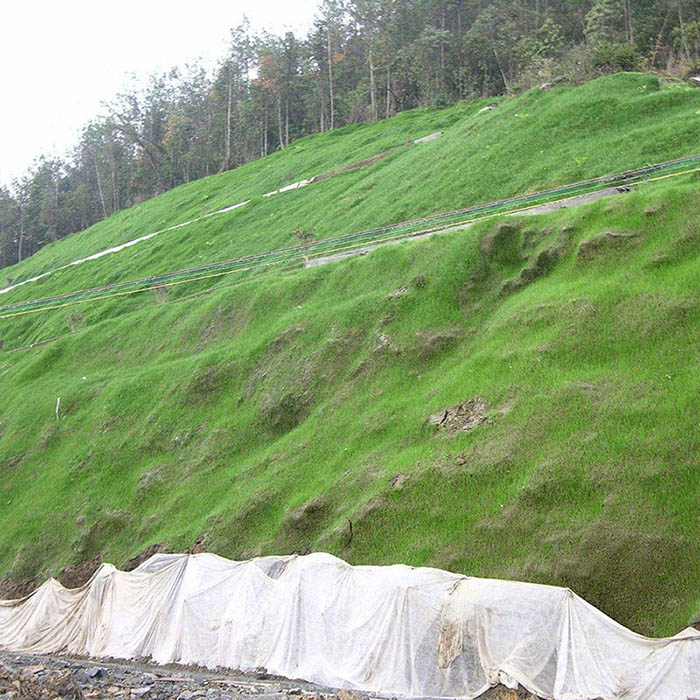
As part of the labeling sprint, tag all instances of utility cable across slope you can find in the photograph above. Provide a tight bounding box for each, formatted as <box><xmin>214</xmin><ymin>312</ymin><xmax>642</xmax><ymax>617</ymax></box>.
<box><xmin>1</xmin><ymin>153</ymin><xmax>699</xmax><ymax>320</ymax></box>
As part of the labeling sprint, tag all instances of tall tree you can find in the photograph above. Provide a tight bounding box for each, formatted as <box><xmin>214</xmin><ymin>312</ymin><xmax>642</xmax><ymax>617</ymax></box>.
<box><xmin>4</xmin><ymin>0</ymin><xmax>700</xmax><ymax>271</ymax></box>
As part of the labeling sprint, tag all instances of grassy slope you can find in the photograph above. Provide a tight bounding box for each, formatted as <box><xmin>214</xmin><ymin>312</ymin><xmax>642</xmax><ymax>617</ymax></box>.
<box><xmin>2</xmin><ymin>74</ymin><xmax>699</xmax><ymax>317</ymax></box>
<box><xmin>0</xmin><ymin>74</ymin><xmax>699</xmax><ymax>637</ymax></box>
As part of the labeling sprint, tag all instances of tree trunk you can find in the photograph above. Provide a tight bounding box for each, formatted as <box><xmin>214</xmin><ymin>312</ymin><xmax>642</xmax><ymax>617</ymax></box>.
<box><xmin>625</xmin><ymin>0</ymin><xmax>634</xmax><ymax>45</ymax></box>
<box><xmin>457</xmin><ymin>0</ymin><xmax>464</xmax><ymax>97</ymax></box>
<box><xmin>277</xmin><ymin>94</ymin><xmax>284</xmax><ymax>149</ymax></box>
<box><xmin>440</xmin><ymin>3</ymin><xmax>446</xmax><ymax>89</ymax></box>
<box><xmin>369</xmin><ymin>45</ymin><xmax>378</xmax><ymax>121</ymax></box>
<box><xmin>327</xmin><ymin>24</ymin><xmax>335</xmax><ymax>130</ymax></box>
<box><xmin>17</xmin><ymin>206</ymin><xmax>24</xmax><ymax>263</ymax></box>
<box><xmin>94</xmin><ymin>156</ymin><xmax>108</xmax><ymax>219</ymax></box>
<box><xmin>225</xmin><ymin>79</ymin><xmax>232</xmax><ymax>170</ymax></box>
<box><xmin>285</xmin><ymin>99</ymin><xmax>290</xmax><ymax>148</ymax></box>
<box><xmin>385</xmin><ymin>65</ymin><xmax>391</xmax><ymax>119</ymax></box>
<box><xmin>317</xmin><ymin>78</ymin><xmax>326</xmax><ymax>132</ymax></box>
<box><xmin>262</xmin><ymin>103</ymin><xmax>268</xmax><ymax>157</ymax></box>
<box><xmin>651</xmin><ymin>4</ymin><xmax>672</xmax><ymax>66</ymax></box>
<box><xmin>677</xmin><ymin>0</ymin><xmax>691</xmax><ymax>60</ymax></box>
<box><xmin>206</xmin><ymin>104</ymin><xmax>213</xmax><ymax>177</ymax></box>
<box><xmin>493</xmin><ymin>48</ymin><xmax>510</xmax><ymax>93</ymax></box>
<box><xmin>110</xmin><ymin>150</ymin><xmax>119</xmax><ymax>213</ymax></box>
<box><xmin>53</xmin><ymin>172</ymin><xmax>59</xmax><ymax>239</ymax></box>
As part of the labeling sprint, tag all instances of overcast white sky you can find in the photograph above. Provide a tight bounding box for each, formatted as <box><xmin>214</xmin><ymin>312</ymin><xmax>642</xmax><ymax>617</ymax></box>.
<box><xmin>0</xmin><ymin>0</ymin><xmax>318</xmax><ymax>187</ymax></box>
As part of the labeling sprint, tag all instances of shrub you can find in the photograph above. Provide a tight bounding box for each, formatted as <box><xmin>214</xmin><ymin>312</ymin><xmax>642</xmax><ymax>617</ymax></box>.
<box><xmin>591</xmin><ymin>43</ymin><xmax>642</xmax><ymax>73</ymax></box>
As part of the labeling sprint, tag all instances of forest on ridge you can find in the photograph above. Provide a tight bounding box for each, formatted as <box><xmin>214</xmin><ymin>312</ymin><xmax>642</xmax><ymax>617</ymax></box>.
<box><xmin>1</xmin><ymin>0</ymin><xmax>699</xmax><ymax>271</ymax></box>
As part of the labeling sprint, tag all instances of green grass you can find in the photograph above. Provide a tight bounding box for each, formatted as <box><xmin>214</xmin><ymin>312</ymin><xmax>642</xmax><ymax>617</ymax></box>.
<box><xmin>2</xmin><ymin>74</ymin><xmax>699</xmax><ymax>322</ymax></box>
<box><xmin>0</xmin><ymin>73</ymin><xmax>699</xmax><ymax>638</ymax></box>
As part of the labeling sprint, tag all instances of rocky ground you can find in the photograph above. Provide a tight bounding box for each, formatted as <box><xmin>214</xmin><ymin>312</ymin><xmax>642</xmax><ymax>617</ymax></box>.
<box><xmin>0</xmin><ymin>652</ymin><xmax>538</xmax><ymax>700</ymax></box>
<box><xmin>0</xmin><ymin>652</ymin><xmax>353</xmax><ymax>700</ymax></box>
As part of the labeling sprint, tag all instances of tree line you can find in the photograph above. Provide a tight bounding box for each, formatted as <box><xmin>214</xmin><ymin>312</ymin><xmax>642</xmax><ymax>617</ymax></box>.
<box><xmin>2</xmin><ymin>0</ymin><xmax>699</xmax><ymax>271</ymax></box>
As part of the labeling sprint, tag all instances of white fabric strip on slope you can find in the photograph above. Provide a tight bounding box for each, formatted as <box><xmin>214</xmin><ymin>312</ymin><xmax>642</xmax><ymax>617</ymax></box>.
<box><xmin>0</xmin><ymin>200</ymin><xmax>249</xmax><ymax>298</ymax></box>
<box><xmin>1</xmin><ymin>171</ymin><xmax>315</xmax><ymax>298</ymax></box>
<box><xmin>0</xmin><ymin>552</ymin><xmax>697</xmax><ymax>700</ymax></box>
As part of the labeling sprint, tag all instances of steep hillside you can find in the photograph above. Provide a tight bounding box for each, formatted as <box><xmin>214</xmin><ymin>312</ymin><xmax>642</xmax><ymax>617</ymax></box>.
<box><xmin>0</xmin><ymin>74</ymin><xmax>699</xmax><ymax>638</ymax></box>
<box><xmin>2</xmin><ymin>74</ymin><xmax>699</xmax><ymax>320</ymax></box>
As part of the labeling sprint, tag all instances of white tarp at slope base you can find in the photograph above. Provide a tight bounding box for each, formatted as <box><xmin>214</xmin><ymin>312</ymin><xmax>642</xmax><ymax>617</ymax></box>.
<box><xmin>0</xmin><ymin>552</ymin><xmax>697</xmax><ymax>699</ymax></box>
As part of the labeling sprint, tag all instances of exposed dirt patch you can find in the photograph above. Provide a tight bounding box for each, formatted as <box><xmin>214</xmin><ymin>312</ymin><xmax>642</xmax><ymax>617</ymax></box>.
<box><xmin>389</xmin><ymin>473</ymin><xmax>407</xmax><ymax>489</ymax></box>
<box><xmin>284</xmin><ymin>495</ymin><xmax>332</xmax><ymax>536</ymax></box>
<box><xmin>269</xmin><ymin>325</ymin><xmax>305</xmax><ymax>353</ymax></box>
<box><xmin>196</xmin><ymin>303</ymin><xmax>249</xmax><ymax>352</ymax></box>
<box><xmin>577</xmin><ymin>230</ymin><xmax>639</xmax><ymax>262</ymax></box>
<box><xmin>312</xmin><ymin>147</ymin><xmax>402</xmax><ymax>183</ymax></box>
<box><xmin>3</xmin><ymin>453</ymin><xmax>24</xmax><ymax>471</ymax></box>
<box><xmin>184</xmin><ymin>362</ymin><xmax>233</xmax><ymax>403</ymax></box>
<box><xmin>59</xmin><ymin>555</ymin><xmax>102</xmax><ymax>589</ymax></box>
<box><xmin>372</xmin><ymin>331</ymin><xmax>401</xmax><ymax>356</ymax></box>
<box><xmin>123</xmin><ymin>544</ymin><xmax>166</xmax><ymax>571</ymax></box>
<box><xmin>187</xmin><ymin>535</ymin><xmax>208</xmax><ymax>554</ymax></box>
<box><xmin>0</xmin><ymin>577</ymin><xmax>37</xmax><ymax>600</ymax></box>
<box><xmin>502</xmin><ymin>246</ymin><xmax>560</xmax><ymax>294</ymax></box>
<box><xmin>260</xmin><ymin>391</ymin><xmax>311</xmax><ymax>434</ymax></box>
<box><xmin>479</xmin><ymin>687</ymin><xmax>538</xmax><ymax>700</ymax></box>
<box><xmin>137</xmin><ymin>467</ymin><xmax>164</xmax><ymax>491</ymax></box>
<box><xmin>293</xmin><ymin>228</ymin><xmax>316</xmax><ymax>243</ymax></box>
<box><xmin>411</xmin><ymin>274</ymin><xmax>427</xmax><ymax>289</ymax></box>
<box><xmin>388</xmin><ymin>284</ymin><xmax>408</xmax><ymax>299</ymax></box>
<box><xmin>36</xmin><ymin>423</ymin><xmax>61</xmax><ymax>450</ymax></box>
<box><xmin>479</xmin><ymin>223</ymin><xmax>522</xmax><ymax>265</ymax></box>
<box><xmin>428</xmin><ymin>397</ymin><xmax>488</xmax><ymax>435</ymax></box>
<box><xmin>413</xmin><ymin>328</ymin><xmax>462</xmax><ymax>360</ymax></box>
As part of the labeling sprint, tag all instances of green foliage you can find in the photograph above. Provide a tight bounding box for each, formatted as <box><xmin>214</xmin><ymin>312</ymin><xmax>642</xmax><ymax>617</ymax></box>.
<box><xmin>592</xmin><ymin>43</ymin><xmax>643</xmax><ymax>73</ymax></box>
<box><xmin>585</xmin><ymin>0</ymin><xmax>627</xmax><ymax>46</ymax></box>
<box><xmin>4</xmin><ymin>0</ymin><xmax>700</xmax><ymax>270</ymax></box>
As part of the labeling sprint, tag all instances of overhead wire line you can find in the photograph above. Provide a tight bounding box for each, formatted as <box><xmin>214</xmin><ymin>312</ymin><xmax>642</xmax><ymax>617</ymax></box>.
<box><xmin>1</xmin><ymin>153</ymin><xmax>700</xmax><ymax>321</ymax></box>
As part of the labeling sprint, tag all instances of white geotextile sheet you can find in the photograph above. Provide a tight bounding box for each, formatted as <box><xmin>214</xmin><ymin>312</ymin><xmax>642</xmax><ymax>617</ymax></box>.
<box><xmin>0</xmin><ymin>552</ymin><xmax>697</xmax><ymax>699</ymax></box>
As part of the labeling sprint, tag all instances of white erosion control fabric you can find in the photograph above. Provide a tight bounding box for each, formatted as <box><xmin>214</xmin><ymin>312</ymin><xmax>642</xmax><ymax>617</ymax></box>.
<box><xmin>0</xmin><ymin>553</ymin><xmax>698</xmax><ymax>699</ymax></box>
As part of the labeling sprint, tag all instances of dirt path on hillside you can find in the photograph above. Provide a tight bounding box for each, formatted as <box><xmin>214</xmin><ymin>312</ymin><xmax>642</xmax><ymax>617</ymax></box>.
<box><xmin>0</xmin><ymin>651</ymin><xmax>539</xmax><ymax>700</ymax></box>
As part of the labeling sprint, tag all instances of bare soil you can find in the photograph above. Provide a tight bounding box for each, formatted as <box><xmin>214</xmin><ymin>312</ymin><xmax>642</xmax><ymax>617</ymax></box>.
<box><xmin>58</xmin><ymin>557</ymin><xmax>103</xmax><ymax>590</ymax></box>
<box><xmin>0</xmin><ymin>578</ymin><xmax>36</xmax><ymax>601</ymax></box>
<box><xmin>428</xmin><ymin>397</ymin><xmax>488</xmax><ymax>435</ymax></box>
<box><xmin>577</xmin><ymin>230</ymin><xmax>639</xmax><ymax>262</ymax></box>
